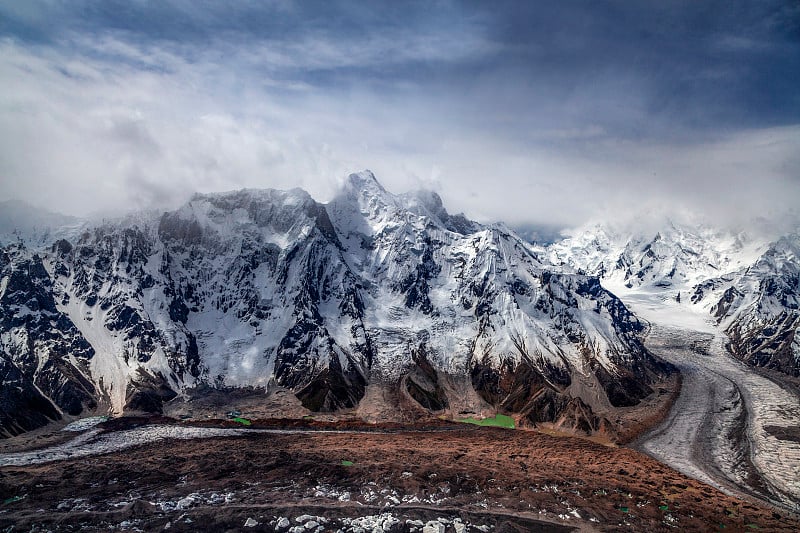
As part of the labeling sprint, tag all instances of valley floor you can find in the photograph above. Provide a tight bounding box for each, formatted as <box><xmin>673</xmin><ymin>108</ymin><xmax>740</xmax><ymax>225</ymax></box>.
<box><xmin>0</xmin><ymin>418</ymin><xmax>798</xmax><ymax>532</ymax></box>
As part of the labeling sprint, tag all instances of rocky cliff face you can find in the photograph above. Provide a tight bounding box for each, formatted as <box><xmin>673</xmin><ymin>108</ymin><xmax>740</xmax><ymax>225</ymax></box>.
<box><xmin>0</xmin><ymin>245</ymin><xmax>96</xmax><ymax>436</ymax></box>
<box><xmin>0</xmin><ymin>172</ymin><xmax>671</xmax><ymax>437</ymax></box>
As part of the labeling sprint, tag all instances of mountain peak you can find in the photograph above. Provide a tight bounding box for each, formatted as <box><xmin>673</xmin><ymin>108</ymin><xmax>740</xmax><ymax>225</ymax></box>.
<box><xmin>0</xmin><ymin>199</ymin><xmax>83</xmax><ymax>248</ymax></box>
<box><xmin>329</xmin><ymin>170</ymin><xmax>399</xmax><ymax>229</ymax></box>
<box><xmin>0</xmin><ymin>168</ymin><xmax>677</xmax><ymax>442</ymax></box>
<box><xmin>343</xmin><ymin>170</ymin><xmax>386</xmax><ymax>195</ymax></box>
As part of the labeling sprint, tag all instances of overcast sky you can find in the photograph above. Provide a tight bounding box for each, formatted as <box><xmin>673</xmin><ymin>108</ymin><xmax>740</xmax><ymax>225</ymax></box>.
<box><xmin>1</xmin><ymin>1</ymin><xmax>799</xmax><ymax>231</ymax></box>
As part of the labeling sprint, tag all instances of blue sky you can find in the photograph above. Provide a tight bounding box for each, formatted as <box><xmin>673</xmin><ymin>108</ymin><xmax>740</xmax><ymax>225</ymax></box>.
<box><xmin>1</xmin><ymin>1</ymin><xmax>799</xmax><ymax>229</ymax></box>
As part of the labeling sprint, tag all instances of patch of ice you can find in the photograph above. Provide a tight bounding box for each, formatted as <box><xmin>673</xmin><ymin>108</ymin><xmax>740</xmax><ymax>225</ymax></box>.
<box><xmin>0</xmin><ymin>425</ymin><xmax>258</xmax><ymax>467</ymax></box>
<box><xmin>61</xmin><ymin>416</ymin><xmax>109</xmax><ymax>432</ymax></box>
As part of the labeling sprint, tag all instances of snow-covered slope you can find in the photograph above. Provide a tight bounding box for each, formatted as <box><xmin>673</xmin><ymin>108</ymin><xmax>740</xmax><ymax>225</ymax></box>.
<box><xmin>548</xmin><ymin>221</ymin><xmax>766</xmax><ymax>294</ymax></box>
<box><xmin>0</xmin><ymin>172</ymin><xmax>670</xmax><ymax>437</ymax></box>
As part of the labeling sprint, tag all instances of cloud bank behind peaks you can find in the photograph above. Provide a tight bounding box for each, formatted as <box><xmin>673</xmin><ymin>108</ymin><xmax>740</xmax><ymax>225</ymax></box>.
<box><xmin>0</xmin><ymin>0</ymin><xmax>798</xmax><ymax>230</ymax></box>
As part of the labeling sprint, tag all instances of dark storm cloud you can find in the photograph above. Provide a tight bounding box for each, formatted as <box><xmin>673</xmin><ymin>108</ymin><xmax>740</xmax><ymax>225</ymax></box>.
<box><xmin>0</xmin><ymin>1</ymin><xmax>798</xmax><ymax>229</ymax></box>
<box><xmin>8</xmin><ymin>1</ymin><xmax>796</xmax><ymax>128</ymax></box>
<box><xmin>448</xmin><ymin>1</ymin><xmax>800</xmax><ymax>140</ymax></box>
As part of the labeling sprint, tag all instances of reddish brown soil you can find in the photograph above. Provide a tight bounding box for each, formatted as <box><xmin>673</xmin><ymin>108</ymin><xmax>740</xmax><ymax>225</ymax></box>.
<box><xmin>1</xmin><ymin>419</ymin><xmax>797</xmax><ymax>532</ymax></box>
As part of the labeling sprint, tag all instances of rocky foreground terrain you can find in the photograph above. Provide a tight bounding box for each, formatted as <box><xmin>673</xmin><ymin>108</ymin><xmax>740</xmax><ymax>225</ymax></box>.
<box><xmin>1</xmin><ymin>417</ymin><xmax>798</xmax><ymax>533</ymax></box>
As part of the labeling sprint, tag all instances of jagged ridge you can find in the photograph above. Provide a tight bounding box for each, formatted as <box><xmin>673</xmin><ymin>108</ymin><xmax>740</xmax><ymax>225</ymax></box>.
<box><xmin>0</xmin><ymin>172</ymin><xmax>671</xmax><ymax>437</ymax></box>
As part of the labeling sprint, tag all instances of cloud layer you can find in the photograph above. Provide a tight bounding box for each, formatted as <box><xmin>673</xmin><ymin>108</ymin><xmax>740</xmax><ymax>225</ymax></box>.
<box><xmin>1</xmin><ymin>1</ymin><xmax>798</xmax><ymax>231</ymax></box>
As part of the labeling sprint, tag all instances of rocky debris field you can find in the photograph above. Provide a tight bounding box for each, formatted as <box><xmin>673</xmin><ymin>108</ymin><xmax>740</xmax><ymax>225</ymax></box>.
<box><xmin>0</xmin><ymin>418</ymin><xmax>797</xmax><ymax>532</ymax></box>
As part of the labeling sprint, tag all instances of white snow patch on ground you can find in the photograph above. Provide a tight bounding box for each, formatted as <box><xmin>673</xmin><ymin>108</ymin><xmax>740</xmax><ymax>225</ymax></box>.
<box><xmin>0</xmin><ymin>426</ymin><xmax>253</xmax><ymax>467</ymax></box>
<box><xmin>602</xmin><ymin>279</ymin><xmax>717</xmax><ymax>333</ymax></box>
<box><xmin>62</xmin><ymin>416</ymin><xmax>109</xmax><ymax>432</ymax></box>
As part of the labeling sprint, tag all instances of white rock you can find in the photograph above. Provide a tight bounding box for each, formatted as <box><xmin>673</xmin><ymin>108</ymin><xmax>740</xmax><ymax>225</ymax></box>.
<box><xmin>379</xmin><ymin>515</ymin><xmax>400</xmax><ymax>530</ymax></box>
<box><xmin>175</xmin><ymin>496</ymin><xmax>194</xmax><ymax>510</ymax></box>
<box><xmin>423</xmin><ymin>522</ymin><xmax>445</xmax><ymax>533</ymax></box>
<box><xmin>244</xmin><ymin>517</ymin><xmax>258</xmax><ymax>528</ymax></box>
<box><xmin>296</xmin><ymin>514</ymin><xmax>319</xmax><ymax>523</ymax></box>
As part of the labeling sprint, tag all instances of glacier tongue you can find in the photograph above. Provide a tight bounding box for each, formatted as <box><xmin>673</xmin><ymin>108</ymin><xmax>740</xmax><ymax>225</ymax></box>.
<box><xmin>549</xmin><ymin>220</ymin><xmax>800</xmax><ymax>510</ymax></box>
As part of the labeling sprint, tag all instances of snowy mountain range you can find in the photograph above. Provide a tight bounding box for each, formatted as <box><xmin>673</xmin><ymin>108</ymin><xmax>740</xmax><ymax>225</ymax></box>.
<box><xmin>548</xmin><ymin>220</ymin><xmax>800</xmax><ymax>377</ymax></box>
<box><xmin>3</xmin><ymin>172</ymin><xmax>797</xmax><ymax>440</ymax></box>
<box><xmin>0</xmin><ymin>172</ymin><xmax>674</xmax><ymax>437</ymax></box>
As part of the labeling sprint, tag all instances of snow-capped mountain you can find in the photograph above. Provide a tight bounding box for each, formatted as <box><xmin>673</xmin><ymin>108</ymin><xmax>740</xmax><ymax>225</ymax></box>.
<box><xmin>549</xmin><ymin>221</ymin><xmax>799</xmax><ymax>377</ymax></box>
<box><xmin>547</xmin><ymin>221</ymin><xmax>766</xmax><ymax>293</ymax></box>
<box><xmin>0</xmin><ymin>172</ymin><xmax>670</xmax><ymax>437</ymax></box>
<box><xmin>693</xmin><ymin>234</ymin><xmax>800</xmax><ymax>376</ymax></box>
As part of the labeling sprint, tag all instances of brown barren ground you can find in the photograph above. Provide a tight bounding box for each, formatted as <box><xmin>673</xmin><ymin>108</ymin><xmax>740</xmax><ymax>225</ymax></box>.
<box><xmin>1</xmin><ymin>418</ymin><xmax>798</xmax><ymax>532</ymax></box>
<box><xmin>614</xmin><ymin>373</ymin><xmax>684</xmax><ymax>444</ymax></box>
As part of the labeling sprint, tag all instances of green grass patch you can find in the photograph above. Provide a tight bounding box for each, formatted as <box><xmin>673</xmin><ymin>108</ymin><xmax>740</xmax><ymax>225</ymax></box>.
<box><xmin>232</xmin><ymin>417</ymin><xmax>251</xmax><ymax>426</ymax></box>
<box><xmin>340</xmin><ymin>460</ymin><xmax>354</xmax><ymax>467</ymax></box>
<box><xmin>457</xmin><ymin>414</ymin><xmax>515</xmax><ymax>429</ymax></box>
